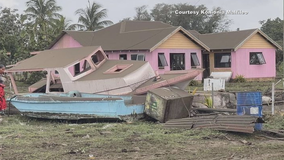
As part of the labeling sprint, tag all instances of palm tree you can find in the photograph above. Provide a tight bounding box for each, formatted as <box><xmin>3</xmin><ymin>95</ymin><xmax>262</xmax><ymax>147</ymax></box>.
<box><xmin>25</xmin><ymin>0</ymin><xmax>62</xmax><ymax>30</ymax></box>
<box><xmin>54</xmin><ymin>15</ymin><xmax>76</xmax><ymax>31</ymax></box>
<box><xmin>25</xmin><ymin>0</ymin><xmax>62</xmax><ymax>49</ymax></box>
<box><xmin>74</xmin><ymin>1</ymin><xmax>113</xmax><ymax>31</ymax></box>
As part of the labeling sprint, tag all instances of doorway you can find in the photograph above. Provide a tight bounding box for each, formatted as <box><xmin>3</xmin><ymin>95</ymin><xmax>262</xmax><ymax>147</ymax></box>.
<box><xmin>202</xmin><ymin>54</ymin><xmax>210</xmax><ymax>79</ymax></box>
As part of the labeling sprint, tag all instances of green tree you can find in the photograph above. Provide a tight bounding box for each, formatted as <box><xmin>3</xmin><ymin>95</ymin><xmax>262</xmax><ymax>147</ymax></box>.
<box><xmin>151</xmin><ymin>3</ymin><xmax>173</xmax><ymax>24</ymax></box>
<box><xmin>202</xmin><ymin>7</ymin><xmax>231</xmax><ymax>33</ymax></box>
<box><xmin>150</xmin><ymin>3</ymin><xmax>231</xmax><ymax>33</ymax></box>
<box><xmin>74</xmin><ymin>1</ymin><xmax>113</xmax><ymax>31</ymax></box>
<box><xmin>25</xmin><ymin>0</ymin><xmax>62</xmax><ymax>50</ymax></box>
<box><xmin>119</xmin><ymin>17</ymin><xmax>132</xmax><ymax>22</ymax></box>
<box><xmin>260</xmin><ymin>17</ymin><xmax>283</xmax><ymax>73</ymax></box>
<box><xmin>133</xmin><ymin>5</ymin><xmax>151</xmax><ymax>21</ymax></box>
<box><xmin>53</xmin><ymin>15</ymin><xmax>76</xmax><ymax>33</ymax></box>
<box><xmin>0</xmin><ymin>8</ymin><xmax>30</xmax><ymax>65</ymax></box>
<box><xmin>260</xmin><ymin>17</ymin><xmax>283</xmax><ymax>42</ymax></box>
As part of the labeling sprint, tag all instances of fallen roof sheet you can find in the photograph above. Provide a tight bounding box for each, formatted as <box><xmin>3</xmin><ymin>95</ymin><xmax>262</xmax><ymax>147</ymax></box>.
<box><xmin>164</xmin><ymin>115</ymin><xmax>264</xmax><ymax>134</ymax></box>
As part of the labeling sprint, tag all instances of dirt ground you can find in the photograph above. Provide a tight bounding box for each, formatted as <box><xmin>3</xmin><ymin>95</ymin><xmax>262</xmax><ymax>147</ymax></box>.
<box><xmin>1</xmin><ymin>115</ymin><xmax>284</xmax><ymax>160</ymax></box>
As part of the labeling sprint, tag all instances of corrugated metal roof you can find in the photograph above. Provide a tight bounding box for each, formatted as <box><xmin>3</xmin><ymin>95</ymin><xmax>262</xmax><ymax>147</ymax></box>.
<box><xmin>164</xmin><ymin>115</ymin><xmax>263</xmax><ymax>133</ymax></box>
<box><xmin>189</xmin><ymin>29</ymin><xmax>256</xmax><ymax>50</ymax></box>
<box><xmin>7</xmin><ymin>46</ymin><xmax>101</xmax><ymax>72</ymax></box>
<box><xmin>49</xmin><ymin>21</ymin><xmax>210</xmax><ymax>51</ymax></box>
<box><xmin>188</xmin><ymin>29</ymin><xmax>282</xmax><ymax>51</ymax></box>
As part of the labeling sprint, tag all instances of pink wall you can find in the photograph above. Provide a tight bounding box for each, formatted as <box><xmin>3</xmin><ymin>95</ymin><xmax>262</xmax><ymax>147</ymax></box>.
<box><xmin>51</xmin><ymin>34</ymin><xmax>82</xmax><ymax>49</ymax></box>
<box><xmin>151</xmin><ymin>49</ymin><xmax>202</xmax><ymax>73</ymax></box>
<box><xmin>106</xmin><ymin>49</ymin><xmax>203</xmax><ymax>80</ymax></box>
<box><xmin>231</xmin><ymin>48</ymin><xmax>276</xmax><ymax>78</ymax></box>
<box><xmin>105</xmin><ymin>51</ymin><xmax>147</xmax><ymax>60</ymax></box>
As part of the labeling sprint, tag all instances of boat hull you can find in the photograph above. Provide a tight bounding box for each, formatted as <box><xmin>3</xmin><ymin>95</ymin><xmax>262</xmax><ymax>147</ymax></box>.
<box><xmin>9</xmin><ymin>93</ymin><xmax>145</xmax><ymax>120</ymax></box>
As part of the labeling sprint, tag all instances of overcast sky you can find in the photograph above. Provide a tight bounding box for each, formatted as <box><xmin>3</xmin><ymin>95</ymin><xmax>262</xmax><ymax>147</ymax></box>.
<box><xmin>0</xmin><ymin>0</ymin><xmax>282</xmax><ymax>31</ymax></box>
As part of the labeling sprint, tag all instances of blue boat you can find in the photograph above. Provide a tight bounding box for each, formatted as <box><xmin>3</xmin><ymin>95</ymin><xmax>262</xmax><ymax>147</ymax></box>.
<box><xmin>9</xmin><ymin>91</ymin><xmax>145</xmax><ymax>120</ymax></box>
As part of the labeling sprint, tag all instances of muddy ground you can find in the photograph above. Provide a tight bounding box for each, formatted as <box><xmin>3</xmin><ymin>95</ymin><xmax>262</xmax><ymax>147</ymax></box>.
<box><xmin>1</xmin><ymin>115</ymin><xmax>284</xmax><ymax>160</ymax></box>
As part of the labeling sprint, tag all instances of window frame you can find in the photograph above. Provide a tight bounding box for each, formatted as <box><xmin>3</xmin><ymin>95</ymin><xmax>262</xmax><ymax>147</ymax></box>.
<box><xmin>74</xmin><ymin>63</ymin><xmax>80</xmax><ymax>75</ymax></box>
<box><xmin>214</xmin><ymin>53</ymin><xmax>231</xmax><ymax>68</ymax></box>
<box><xmin>131</xmin><ymin>54</ymin><xmax>145</xmax><ymax>61</ymax></box>
<box><xmin>158</xmin><ymin>53</ymin><xmax>168</xmax><ymax>68</ymax></box>
<box><xmin>170</xmin><ymin>53</ymin><xmax>185</xmax><ymax>70</ymax></box>
<box><xmin>69</xmin><ymin>60</ymin><xmax>92</xmax><ymax>77</ymax></box>
<box><xmin>190</xmin><ymin>53</ymin><xmax>200</xmax><ymax>67</ymax></box>
<box><xmin>119</xmin><ymin>54</ymin><xmax>127</xmax><ymax>60</ymax></box>
<box><xmin>250</xmin><ymin>52</ymin><xmax>266</xmax><ymax>65</ymax></box>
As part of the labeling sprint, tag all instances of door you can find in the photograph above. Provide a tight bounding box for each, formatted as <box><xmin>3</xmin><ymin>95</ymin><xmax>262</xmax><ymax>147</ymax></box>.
<box><xmin>170</xmin><ymin>53</ymin><xmax>185</xmax><ymax>70</ymax></box>
<box><xmin>202</xmin><ymin>54</ymin><xmax>210</xmax><ymax>78</ymax></box>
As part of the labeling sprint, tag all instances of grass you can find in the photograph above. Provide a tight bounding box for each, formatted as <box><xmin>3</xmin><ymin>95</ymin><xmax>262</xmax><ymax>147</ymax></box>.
<box><xmin>263</xmin><ymin>113</ymin><xmax>284</xmax><ymax>130</ymax></box>
<box><xmin>1</xmin><ymin>114</ymin><xmax>284</xmax><ymax>159</ymax></box>
<box><xmin>0</xmin><ymin>116</ymin><xmax>224</xmax><ymax>160</ymax></box>
<box><xmin>1</xmin><ymin>81</ymin><xmax>284</xmax><ymax>159</ymax></box>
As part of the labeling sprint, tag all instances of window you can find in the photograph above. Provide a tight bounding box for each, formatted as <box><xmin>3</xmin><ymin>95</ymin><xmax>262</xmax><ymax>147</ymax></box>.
<box><xmin>92</xmin><ymin>51</ymin><xmax>105</xmax><ymax>65</ymax></box>
<box><xmin>191</xmin><ymin>53</ymin><xmax>200</xmax><ymax>67</ymax></box>
<box><xmin>74</xmin><ymin>63</ymin><xmax>80</xmax><ymax>75</ymax></box>
<box><xmin>69</xmin><ymin>60</ymin><xmax>91</xmax><ymax>77</ymax></box>
<box><xmin>119</xmin><ymin>54</ymin><xmax>127</xmax><ymax>60</ymax></box>
<box><xmin>250</xmin><ymin>52</ymin><xmax>266</xmax><ymax>65</ymax></box>
<box><xmin>170</xmin><ymin>53</ymin><xmax>185</xmax><ymax>70</ymax></box>
<box><xmin>214</xmin><ymin>53</ymin><xmax>231</xmax><ymax>68</ymax></box>
<box><xmin>131</xmin><ymin>54</ymin><xmax>145</xmax><ymax>61</ymax></box>
<box><xmin>158</xmin><ymin>53</ymin><xmax>168</xmax><ymax>68</ymax></box>
<box><xmin>104</xmin><ymin>64</ymin><xmax>133</xmax><ymax>74</ymax></box>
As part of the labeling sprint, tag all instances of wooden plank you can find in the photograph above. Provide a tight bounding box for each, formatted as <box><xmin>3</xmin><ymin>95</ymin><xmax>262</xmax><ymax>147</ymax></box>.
<box><xmin>241</xmin><ymin>33</ymin><xmax>275</xmax><ymax>49</ymax></box>
<box><xmin>158</xmin><ymin>32</ymin><xmax>201</xmax><ymax>49</ymax></box>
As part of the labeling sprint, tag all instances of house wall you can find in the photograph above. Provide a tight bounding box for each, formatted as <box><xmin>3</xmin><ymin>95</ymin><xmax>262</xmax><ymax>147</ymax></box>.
<box><xmin>51</xmin><ymin>34</ymin><xmax>82</xmax><ymax>49</ymax></box>
<box><xmin>106</xmin><ymin>51</ymin><xmax>148</xmax><ymax>60</ymax></box>
<box><xmin>157</xmin><ymin>31</ymin><xmax>201</xmax><ymax>49</ymax></box>
<box><xmin>240</xmin><ymin>33</ymin><xmax>275</xmax><ymax>49</ymax></box>
<box><xmin>209</xmin><ymin>49</ymin><xmax>276</xmax><ymax>79</ymax></box>
<box><xmin>209</xmin><ymin>33</ymin><xmax>277</xmax><ymax>80</ymax></box>
<box><xmin>231</xmin><ymin>48</ymin><xmax>276</xmax><ymax>79</ymax></box>
<box><xmin>106</xmin><ymin>49</ymin><xmax>203</xmax><ymax>80</ymax></box>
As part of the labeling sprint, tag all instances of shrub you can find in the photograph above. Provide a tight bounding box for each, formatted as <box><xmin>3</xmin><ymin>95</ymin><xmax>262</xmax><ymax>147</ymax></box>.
<box><xmin>234</xmin><ymin>74</ymin><xmax>246</xmax><ymax>83</ymax></box>
<box><xmin>189</xmin><ymin>80</ymin><xmax>199</xmax><ymax>86</ymax></box>
<box><xmin>204</xmin><ymin>96</ymin><xmax>213</xmax><ymax>108</ymax></box>
<box><xmin>26</xmin><ymin>72</ymin><xmax>46</xmax><ymax>84</ymax></box>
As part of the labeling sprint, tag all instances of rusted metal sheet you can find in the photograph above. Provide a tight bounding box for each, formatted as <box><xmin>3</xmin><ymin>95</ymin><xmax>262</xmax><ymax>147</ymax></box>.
<box><xmin>164</xmin><ymin>115</ymin><xmax>264</xmax><ymax>133</ymax></box>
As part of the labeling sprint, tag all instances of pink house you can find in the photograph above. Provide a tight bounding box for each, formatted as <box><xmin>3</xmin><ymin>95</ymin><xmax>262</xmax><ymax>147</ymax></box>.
<box><xmin>189</xmin><ymin>29</ymin><xmax>282</xmax><ymax>80</ymax></box>
<box><xmin>48</xmin><ymin>21</ymin><xmax>209</xmax><ymax>80</ymax></box>
<box><xmin>48</xmin><ymin>21</ymin><xmax>281</xmax><ymax>81</ymax></box>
